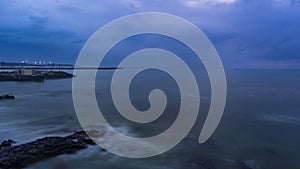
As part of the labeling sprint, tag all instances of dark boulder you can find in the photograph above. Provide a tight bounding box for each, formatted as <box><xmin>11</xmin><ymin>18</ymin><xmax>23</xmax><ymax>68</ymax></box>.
<box><xmin>0</xmin><ymin>139</ymin><xmax>16</xmax><ymax>147</ymax></box>
<box><xmin>0</xmin><ymin>95</ymin><xmax>15</xmax><ymax>100</ymax></box>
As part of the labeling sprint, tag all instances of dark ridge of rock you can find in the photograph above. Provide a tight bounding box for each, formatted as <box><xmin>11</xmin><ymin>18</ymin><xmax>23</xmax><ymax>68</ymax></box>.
<box><xmin>0</xmin><ymin>95</ymin><xmax>15</xmax><ymax>100</ymax></box>
<box><xmin>42</xmin><ymin>71</ymin><xmax>74</xmax><ymax>79</ymax></box>
<box><xmin>0</xmin><ymin>131</ymin><xmax>96</xmax><ymax>169</ymax></box>
<box><xmin>0</xmin><ymin>71</ymin><xmax>74</xmax><ymax>82</ymax></box>
<box><xmin>0</xmin><ymin>75</ymin><xmax>44</xmax><ymax>82</ymax></box>
<box><xmin>0</xmin><ymin>140</ymin><xmax>16</xmax><ymax>147</ymax></box>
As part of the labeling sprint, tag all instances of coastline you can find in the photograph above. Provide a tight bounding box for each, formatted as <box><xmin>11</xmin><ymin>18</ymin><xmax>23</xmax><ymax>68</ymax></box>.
<box><xmin>0</xmin><ymin>71</ymin><xmax>74</xmax><ymax>82</ymax></box>
<box><xmin>0</xmin><ymin>131</ymin><xmax>101</xmax><ymax>169</ymax></box>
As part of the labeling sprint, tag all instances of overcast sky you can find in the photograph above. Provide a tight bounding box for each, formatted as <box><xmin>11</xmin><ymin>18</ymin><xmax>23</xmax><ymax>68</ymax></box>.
<box><xmin>0</xmin><ymin>0</ymin><xmax>299</xmax><ymax>68</ymax></box>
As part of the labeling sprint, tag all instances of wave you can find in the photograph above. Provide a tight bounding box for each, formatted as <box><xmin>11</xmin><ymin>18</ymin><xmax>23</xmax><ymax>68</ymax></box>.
<box><xmin>84</xmin><ymin>126</ymin><xmax>161</xmax><ymax>157</ymax></box>
<box><xmin>262</xmin><ymin>114</ymin><xmax>299</xmax><ymax>125</ymax></box>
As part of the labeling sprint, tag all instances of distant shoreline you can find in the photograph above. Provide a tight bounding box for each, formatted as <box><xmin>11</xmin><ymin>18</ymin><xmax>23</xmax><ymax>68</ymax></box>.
<box><xmin>0</xmin><ymin>70</ymin><xmax>74</xmax><ymax>82</ymax></box>
<box><xmin>0</xmin><ymin>61</ymin><xmax>120</xmax><ymax>70</ymax></box>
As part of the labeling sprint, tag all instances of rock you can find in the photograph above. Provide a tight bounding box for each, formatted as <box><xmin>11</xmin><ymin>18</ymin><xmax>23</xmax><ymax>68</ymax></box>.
<box><xmin>0</xmin><ymin>131</ymin><xmax>97</xmax><ymax>169</ymax></box>
<box><xmin>0</xmin><ymin>70</ymin><xmax>74</xmax><ymax>82</ymax></box>
<box><xmin>0</xmin><ymin>95</ymin><xmax>15</xmax><ymax>100</ymax></box>
<box><xmin>42</xmin><ymin>71</ymin><xmax>74</xmax><ymax>79</ymax></box>
<box><xmin>0</xmin><ymin>75</ymin><xmax>44</xmax><ymax>82</ymax></box>
<box><xmin>0</xmin><ymin>139</ymin><xmax>16</xmax><ymax>147</ymax></box>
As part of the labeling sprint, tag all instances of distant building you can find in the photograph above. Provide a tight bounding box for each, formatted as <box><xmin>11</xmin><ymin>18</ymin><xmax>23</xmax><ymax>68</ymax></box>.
<box><xmin>17</xmin><ymin>69</ymin><xmax>33</xmax><ymax>76</ymax></box>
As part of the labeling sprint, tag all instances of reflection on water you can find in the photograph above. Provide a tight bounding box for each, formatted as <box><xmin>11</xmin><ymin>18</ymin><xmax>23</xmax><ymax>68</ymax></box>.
<box><xmin>0</xmin><ymin>69</ymin><xmax>300</xmax><ymax>169</ymax></box>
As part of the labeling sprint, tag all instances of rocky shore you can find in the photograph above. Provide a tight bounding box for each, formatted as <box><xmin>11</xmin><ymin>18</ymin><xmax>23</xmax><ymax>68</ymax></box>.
<box><xmin>0</xmin><ymin>131</ymin><xmax>260</xmax><ymax>169</ymax></box>
<box><xmin>0</xmin><ymin>131</ymin><xmax>101</xmax><ymax>169</ymax></box>
<box><xmin>42</xmin><ymin>71</ymin><xmax>75</xmax><ymax>79</ymax></box>
<box><xmin>0</xmin><ymin>71</ymin><xmax>74</xmax><ymax>82</ymax></box>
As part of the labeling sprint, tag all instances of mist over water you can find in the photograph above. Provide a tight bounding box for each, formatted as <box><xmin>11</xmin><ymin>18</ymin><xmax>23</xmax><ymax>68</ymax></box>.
<box><xmin>1</xmin><ymin>69</ymin><xmax>300</xmax><ymax>169</ymax></box>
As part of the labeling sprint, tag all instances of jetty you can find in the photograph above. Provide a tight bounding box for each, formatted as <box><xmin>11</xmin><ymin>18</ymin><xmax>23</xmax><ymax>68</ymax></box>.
<box><xmin>0</xmin><ymin>69</ymin><xmax>73</xmax><ymax>82</ymax></box>
<box><xmin>0</xmin><ymin>62</ymin><xmax>120</xmax><ymax>82</ymax></box>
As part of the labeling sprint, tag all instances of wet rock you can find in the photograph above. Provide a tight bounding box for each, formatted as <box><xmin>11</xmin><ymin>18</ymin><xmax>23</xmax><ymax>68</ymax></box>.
<box><xmin>0</xmin><ymin>95</ymin><xmax>15</xmax><ymax>100</ymax></box>
<box><xmin>0</xmin><ymin>139</ymin><xmax>16</xmax><ymax>147</ymax></box>
<box><xmin>0</xmin><ymin>71</ymin><xmax>74</xmax><ymax>82</ymax></box>
<box><xmin>65</xmin><ymin>131</ymin><xmax>97</xmax><ymax>145</ymax></box>
<box><xmin>0</xmin><ymin>131</ymin><xmax>97</xmax><ymax>169</ymax></box>
<box><xmin>42</xmin><ymin>71</ymin><xmax>74</xmax><ymax>79</ymax></box>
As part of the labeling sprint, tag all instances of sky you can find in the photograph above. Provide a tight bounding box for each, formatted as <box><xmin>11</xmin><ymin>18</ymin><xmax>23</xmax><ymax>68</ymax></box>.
<box><xmin>0</xmin><ymin>0</ymin><xmax>299</xmax><ymax>68</ymax></box>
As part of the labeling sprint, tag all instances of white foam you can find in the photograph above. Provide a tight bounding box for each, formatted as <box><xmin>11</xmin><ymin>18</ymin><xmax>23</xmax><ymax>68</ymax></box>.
<box><xmin>85</xmin><ymin>126</ymin><xmax>161</xmax><ymax>157</ymax></box>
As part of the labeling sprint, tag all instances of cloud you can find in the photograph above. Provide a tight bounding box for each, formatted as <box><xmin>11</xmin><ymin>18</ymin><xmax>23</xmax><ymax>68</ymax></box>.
<box><xmin>121</xmin><ymin>0</ymin><xmax>143</xmax><ymax>8</ymax></box>
<box><xmin>179</xmin><ymin>0</ymin><xmax>237</xmax><ymax>8</ymax></box>
<box><xmin>272</xmin><ymin>0</ymin><xmax>297</xmax><ymax>6</ymax></box>
<box><xmin>0</xmin><ymin>0</ymin><xmax>299</xmax><ymax>68</ymax></box>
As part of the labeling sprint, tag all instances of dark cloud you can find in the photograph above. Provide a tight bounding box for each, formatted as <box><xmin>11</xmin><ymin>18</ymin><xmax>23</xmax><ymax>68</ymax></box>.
<box><xmin>0</xmin><ymin>0</ymin><xmax>299</xmax><ymax>68</ymax></box>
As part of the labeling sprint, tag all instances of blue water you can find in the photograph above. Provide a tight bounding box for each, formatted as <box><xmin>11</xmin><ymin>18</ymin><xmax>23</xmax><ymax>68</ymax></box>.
<box><xmin>0</xmin><ymin>69</ymin><xmax>300</xmax><ymax>169</ymax></box>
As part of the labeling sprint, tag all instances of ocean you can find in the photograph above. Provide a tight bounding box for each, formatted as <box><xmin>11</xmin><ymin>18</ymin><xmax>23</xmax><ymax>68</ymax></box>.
<box><xmin>0</xmin><ymin>69</ymin><xmax>300</xmax><ymax>169</ymax></box>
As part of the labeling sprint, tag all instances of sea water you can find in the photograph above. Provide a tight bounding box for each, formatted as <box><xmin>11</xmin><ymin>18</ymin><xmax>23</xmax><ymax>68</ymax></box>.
<box><xmin>0</xmin><ymin>69</ymin><xmax>300</xmax><ymax>169</ymax></box>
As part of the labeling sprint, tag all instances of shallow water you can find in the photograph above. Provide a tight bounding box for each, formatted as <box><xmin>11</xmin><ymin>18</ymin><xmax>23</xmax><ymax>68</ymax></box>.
<box><xmin>0</xmin><ymin>69</ymin><xmax>300</xmax><ymax>169</ymax></box>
